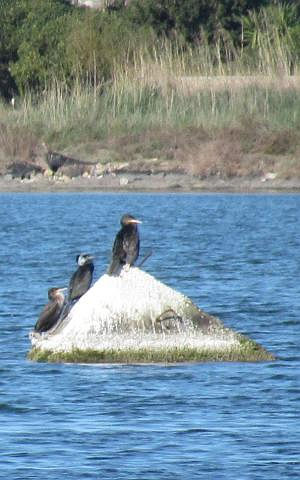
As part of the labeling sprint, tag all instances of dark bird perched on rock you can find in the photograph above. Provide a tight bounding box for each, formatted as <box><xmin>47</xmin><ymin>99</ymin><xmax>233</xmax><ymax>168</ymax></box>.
<box><xmin>68</xmin><ymin>253</ymin><xmax>94</xmax><ymax>302</ymax></box>
<box><xmin>8</xmin><ymin>162</ymin><xmax>43</xmax><ymax>180</ymax></box>
<box><xmin>44</xmin><ymin>144</ymin><xmax>95</xmax><ymax>177</ymax></box>
<box><xmin>52</xmin><ymin>254</ymin><xmax>95</xmax><ymax>330</ymax></box>
<box><xmin>34</xmin><ymin>287</ymin><xmax>67</xmax><ymax>333</ymax></box>
<box><xmin>46</xmin><ymin>151</ymin><xmax>79</xmax><ymax>174</ymax></box>
<box><xmin>107</xmin><ymin>214</ymin><xmax>142</xmax><ymax>275</ymax></box>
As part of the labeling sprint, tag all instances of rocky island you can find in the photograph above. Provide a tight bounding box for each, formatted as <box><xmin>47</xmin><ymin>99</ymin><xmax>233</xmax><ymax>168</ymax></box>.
<box><xmin>28</xmin><ymin>268</ymin><xmax>275</xmax><ymax>364</ymax></box>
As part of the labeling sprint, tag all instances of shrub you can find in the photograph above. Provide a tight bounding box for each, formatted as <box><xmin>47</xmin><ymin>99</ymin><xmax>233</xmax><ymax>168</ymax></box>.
<box><xmin>242</xmin><ymin>3</ymin><xmax>300</xmax><ymax>74</ymax></box>
<box><xmin>126</xmin><ymin>0</ymin><xmax>272</xmax><ymax>43</ymax></box>
<box><xmin>66</xmin><ymin>9</ymin><xmax>154</xmax><ymax>83</ymax></box>
<box><xmin>0</xmin><ymin>0</ymin><xmax>74</xmax><ymax>95</ymax></box>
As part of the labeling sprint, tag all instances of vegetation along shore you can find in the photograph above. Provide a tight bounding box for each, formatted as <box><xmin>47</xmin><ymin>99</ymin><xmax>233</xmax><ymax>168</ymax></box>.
<box><xmin>1</xmin><ymin>1</ymin><xmax>300</xmax><ymax>192</ymax></box>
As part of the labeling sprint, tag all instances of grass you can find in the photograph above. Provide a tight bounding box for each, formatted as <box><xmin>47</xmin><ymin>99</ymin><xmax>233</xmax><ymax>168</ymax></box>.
<box><xmin>2</xmin><ymin>81</ymin><xmax>300</xmax><ymax>180</ymax></box>
<box><xmin>4</xmin><ymin>77</ymin><xmax>300</xmax><ymax>143</ymax></box>
<box><xmin>27</xmin><ymin>336</ymin><xmax>275</xmax><ymax>364</ymax></box>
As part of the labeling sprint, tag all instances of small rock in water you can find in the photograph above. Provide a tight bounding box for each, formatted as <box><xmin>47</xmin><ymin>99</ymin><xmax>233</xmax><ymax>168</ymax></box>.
<box><xmin>29</xmin><ymin>268</ymin><xmax>275</xmax><ymax>363</ymax></box>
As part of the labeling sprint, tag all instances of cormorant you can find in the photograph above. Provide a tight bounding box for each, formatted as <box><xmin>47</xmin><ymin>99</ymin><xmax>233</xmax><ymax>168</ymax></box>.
<box><xmin>34</xmin><ymin>287</ymin><xmax>67</xmax><ymax>333</ymax></box>
<box><xmin>68</xmin><ymin>253</ymin><xmax>94</xmax><ymax>302</ymax></box>
<box><xmin>107</xmin><ymin>214</ymin><xmax>142</xmax><ymax>275</ymax></box>
<box><xmin>54</xmin><ymin>253</ymin><xmax>95</xmax><ymax>328</ymax></box>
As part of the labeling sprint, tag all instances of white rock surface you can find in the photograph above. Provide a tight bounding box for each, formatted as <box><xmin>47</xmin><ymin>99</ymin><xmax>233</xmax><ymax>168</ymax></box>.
<box><xmin>30</xmin><ymin>267</ymin><xmax>237</xmax><ymax>354</ymax></box>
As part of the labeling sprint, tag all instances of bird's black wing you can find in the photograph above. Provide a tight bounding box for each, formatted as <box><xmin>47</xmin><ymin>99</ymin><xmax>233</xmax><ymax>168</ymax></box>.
<box><xmin>107</xmin><ymin>230</ymin><xmax>126</xmax><ymax>275</ymax></box>
<box><xmin>68</xmin><ymin>265</ymin><xmax>94</xmax><ymax>301</ymax></box>
<box><xmin>68</xmin><ymin>269</ymin><xmax>78</xmax><ymax>301</ymax></box>
<box><xmin>34</xmin><ymin>301</ymin><xmax>62</xmax><ymax>333</ymax></box>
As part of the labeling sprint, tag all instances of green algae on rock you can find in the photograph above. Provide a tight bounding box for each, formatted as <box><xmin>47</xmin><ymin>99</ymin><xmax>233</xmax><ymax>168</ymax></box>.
<box><xmin>28</xmin><ymin>268</ymin><xmax>275</xmax><ymax>364</ymax></box>
<box><xmin>28</xmin><ymin>340</ymin><xmax>275</xmax><ymax>363</ymax></box>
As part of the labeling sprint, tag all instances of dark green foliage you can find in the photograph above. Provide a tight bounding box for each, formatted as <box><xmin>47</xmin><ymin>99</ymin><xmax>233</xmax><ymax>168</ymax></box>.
<box><xmin>65</xmin><ymin>9</ymin><xmax>154</xmax><ymax>83</ymax></box>
<box><xmin>216</xmin><ymin>0</ymin><xmax>271</xmax><ymax>42</ymax></box>
<box><xmin>0</xmin><ymin>0</ymin><xmax>24</xmax><ymax>98</ymax></box>
<box><xmin>0</xmin><ymin>0</ymin><xmax>75</xmax><ymax>96</ymax></box>
<box><xmin>0</xmin><ymin>0</ymin><xmax>154</xmax><ymax>96</ymax></box>
<box><xmin>126</xmin><ymin>0</ymin><xmax>272</xmax><ymax>43</ymax></box>
<box><xmin>126</xmin><ymin>0</ymin><xmax>216</xmax><ymax>42</ymax></box>
<box><xmin>0</xmin><ymin>0</ymin><xmax>299</xmax><ymax>98</ymax></box>
<box><xmin>0</xmin><ymin>64</ymin><xmax>17</xmax><ymax>101</ymax></box>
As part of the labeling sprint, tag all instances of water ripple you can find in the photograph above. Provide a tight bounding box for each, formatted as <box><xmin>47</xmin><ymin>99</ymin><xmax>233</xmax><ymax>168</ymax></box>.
<box><xmin>0</xmin><ymin>193</ymin><xmax>300</xmax><ymax>479</ymax></box>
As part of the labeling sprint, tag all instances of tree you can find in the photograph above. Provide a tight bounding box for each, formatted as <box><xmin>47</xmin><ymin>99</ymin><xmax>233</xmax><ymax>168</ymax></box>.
<box><xmin>0</xmin><ymin>0</ymin><xmax>74</xmax><ymax>96</ymax></box>
<box><xmin>125</xmin><ymin>0</ymin><xmax>272</xmax><ymax>44</ymax></box>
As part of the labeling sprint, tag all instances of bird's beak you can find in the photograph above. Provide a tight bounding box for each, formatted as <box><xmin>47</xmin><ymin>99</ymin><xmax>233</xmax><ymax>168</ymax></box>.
<box><xmin>59</xmin><ymin>287</ymin><xmax>68</xmax><ymax>293</ymax></box>
<box><xmin>129</xmin><ymin>219</ymin><xmax>142</xmax><ymax>224</ymax></box>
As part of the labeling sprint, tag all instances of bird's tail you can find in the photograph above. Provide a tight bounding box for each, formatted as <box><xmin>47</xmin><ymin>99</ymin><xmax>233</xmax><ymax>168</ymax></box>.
<box><xmin>46</xmin><ymin>299</ymin><xmax>75</xmax><ymax>335</ymax></box>
<box><xmin>138</xmin><ymin>249</ymin><xmax>153</xmax><ymax>268</ymax></box>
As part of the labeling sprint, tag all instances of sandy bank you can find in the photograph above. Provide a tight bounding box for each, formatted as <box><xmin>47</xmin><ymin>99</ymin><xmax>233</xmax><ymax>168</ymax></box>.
<box><xmin>1</xmin><ymin>172</ymin><xmax>300</xmax><ymax>194</ymax></box>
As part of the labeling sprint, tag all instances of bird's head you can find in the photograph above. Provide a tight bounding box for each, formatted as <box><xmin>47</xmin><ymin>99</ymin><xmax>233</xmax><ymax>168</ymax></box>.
<box><xmin>48</xmin><ymin>287</ymin><xmax>67</xmax><ymax>300</ymax></box>
<box><xmin>76</xmin><ymin>253</ymin><xmax>94</xmax><ymax>266</ymax></box>
<box><xmin>120</xmin><ymin>214</ymin><xmax>142</xmax><ymax>226</ymax></box>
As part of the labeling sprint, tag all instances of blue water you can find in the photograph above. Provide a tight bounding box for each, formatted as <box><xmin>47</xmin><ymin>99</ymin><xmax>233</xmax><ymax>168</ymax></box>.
<box><xmin>0</xmin><ymin>193</ymin><xmax>299</xmax><ymax>479</ymax></box>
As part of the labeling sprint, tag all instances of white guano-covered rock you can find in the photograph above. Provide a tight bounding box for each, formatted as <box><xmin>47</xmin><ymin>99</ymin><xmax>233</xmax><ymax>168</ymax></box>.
<box><xmin>30</xmin><ymin>267</ymin><xmax>237</xmax><ymax>355</ymax></box>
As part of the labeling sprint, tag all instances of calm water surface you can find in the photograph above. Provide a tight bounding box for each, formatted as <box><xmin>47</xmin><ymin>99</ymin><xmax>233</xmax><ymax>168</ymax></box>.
<box><xmin>0</xmin><ymin>193</ymin><xmax>299</xmax><ymax>479</ymax></box>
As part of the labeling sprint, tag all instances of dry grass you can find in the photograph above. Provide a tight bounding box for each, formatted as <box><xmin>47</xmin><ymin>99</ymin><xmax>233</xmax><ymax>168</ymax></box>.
<box><xmin>176</xmin><ymin>75</ymin><xmax>300</xmax><ymax>94</ymax></box>
<box><xmin>95</xmin><ymin>125</ymin><xmax>299</xmax><ymax>180</ymax></box>
<box><xmin>139</xmin><ymin>72</ymin><xmax>300</xmax><ymax>97</ymax></box>
<box><xmin>0</xmin><ymin>123</ymin><xmax>46</xmax><ymax>174</ymax></box>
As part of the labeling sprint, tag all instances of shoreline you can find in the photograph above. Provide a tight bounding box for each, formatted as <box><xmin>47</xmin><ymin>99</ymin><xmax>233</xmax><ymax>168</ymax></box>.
<box><xmin>1</xmin><ymin>173</ymin><xmax>300</xmax><ymax>194</ymax></box>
